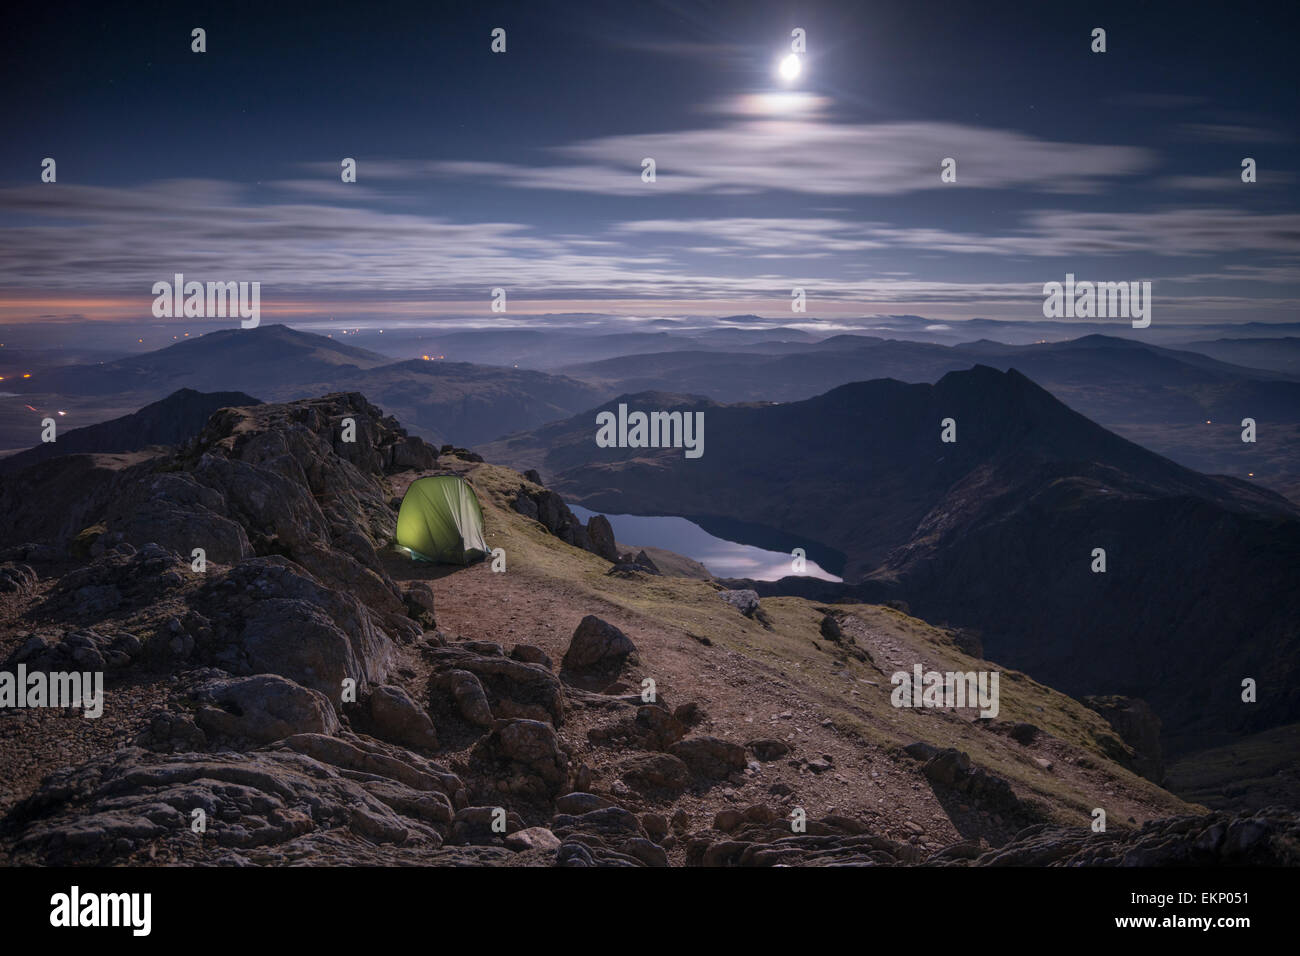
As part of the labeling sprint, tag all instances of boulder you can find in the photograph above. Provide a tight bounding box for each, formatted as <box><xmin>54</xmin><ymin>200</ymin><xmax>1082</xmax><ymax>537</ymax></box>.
<box><xmin>510</xmin><ymin>644</ymin><xmax>553</xmax><ymax>669</ymax></box>
<box><xmin>720</xmin><ymin>589</ymin><xmax>761</xmax><ymax>618</ymax></box>
<box><xmin>429</xmin><ymin>669</ymin><xmax>495</xmax><ymax>727</ymax></box>
<box><xmin>618</xmin><ymin>753</ymin><xmax>691</xmax><ymax>796</ymax></box>
<box><xmin>451</xmin><ymin>805</ymin><xmax>526</xmax><ymax>845</ymax></box>
<box><xmin>403</xmin><ymin>582</ymin><xmax>437</xmax><ymax>626</ymax></box>
<box><xmin>367</xmin><ymin>684</ymin><xmax>439</xmax><ymax>750</ymax></box>
<box><xmin>922</xmin><ymin>748</ymin><xmax>971</xmax><ymax>787</ymax></box>
<box><xmin>504</xmin><ymin>827</ymin><xmax>562</xmax><ymax>853</ymax></box>
<box><xmin>669</xmin><ymin>736</ymin><xmax>747</xmax><ymax>779</ymax></box>
<box><xmin>903</xmin><ymin>741</ymin><xmax>941</xmax><ymax>762</ymax></box>
<box><xmin>193</xmin><ymin>674</ymin><xmax>340</xmax><ymax>744</ymax></box>
<box><xmin>477</xmin><ymin>719</ymin><xmax>570</xmax><ymax>795</ymax></box>
<box><xmin>562</xmin><ymin>615</ymin><xmax>637</xmax><ymax>675</ymax></box>
<box><xmin>1009</xmin><ymin>722</ymin><xmax>1039</xmax><ymax>745</ymax></box>
<box><xmin>426</xmin><ymin>647</ymin><xmax>564</xmax><ymax>724</ymax></box>
<box><xmin>746</xmin><ymin>738</ymin><xmax>791</xmax><ymax>762</ymax></box>
<box><xmin>205</xmin><ymin>557</ymin><xmax>397</xmax><ymax>701</ymax></box>
<box><xmin>555</xmin><ymin>792</ymin><xmax>614</xmax><ymax>815</ymax></box>
<box><xmin>585</xmin><ymin>515</ymin><xmax>620</xmax><ymax>562</ymax></box>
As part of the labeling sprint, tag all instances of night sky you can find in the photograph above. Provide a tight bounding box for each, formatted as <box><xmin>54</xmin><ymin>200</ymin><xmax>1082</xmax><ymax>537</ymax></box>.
<box><xmin>2</xmin><ymin>0</ymin><xmax>1297</xmax><ymax>328</ymax></box>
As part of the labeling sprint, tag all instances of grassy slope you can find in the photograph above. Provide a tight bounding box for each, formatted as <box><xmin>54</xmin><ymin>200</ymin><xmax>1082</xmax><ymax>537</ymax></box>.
<box><xmin>432</xmin><ymin>461</ymin><xmax>1195</xmax><ymax>831</ymax></box>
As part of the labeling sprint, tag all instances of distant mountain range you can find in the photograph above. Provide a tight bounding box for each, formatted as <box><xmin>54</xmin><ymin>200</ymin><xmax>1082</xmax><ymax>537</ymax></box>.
<box><xmin>481</xmin><ymin>367</ymin><xmax>1300</xmax><ymax>753</ymax></box>
<box><xmin>17</xmin><ymin>324</ymin><xmax>392</xmax><ymax>395</ymax></box>
<box><xmin>3</xmin><ymin>325</ymin><xmax>607</xmax><ymax>448</ymax></box>
<box><xmin>358</xmin><ymin>322</ymin><xmax>820</xmax><ymax>369</ymax></box>
<box><xmin>553</xmin><ymin>332</ymin><xmax>1300</xmax><ymax>500</ymax></box>
<box><xmin>558</xmin><ymin>331</ymin><xmax>1299</xmax><ymax>409</ymax></box>
<box><xmin>1179</xmin><ymin>337</ymin><xmax>1300</xmax><ymax>376</ymax></box>
<box><xmin>7</xmin><ymin>323</ymin><xmax>1298</xmax><ymax>498</ymax></box>
<box><xmin>4</xmin><ymin>329</ymin><xmax>1296</xmax><ymax>789</ymax></box>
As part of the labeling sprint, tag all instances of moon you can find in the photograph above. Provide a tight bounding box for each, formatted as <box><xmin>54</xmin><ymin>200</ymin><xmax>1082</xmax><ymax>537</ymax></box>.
<box><xmin>779</xmin><ymin>53</ymin><xmax>801</xmax><ymax>83</ymax></box>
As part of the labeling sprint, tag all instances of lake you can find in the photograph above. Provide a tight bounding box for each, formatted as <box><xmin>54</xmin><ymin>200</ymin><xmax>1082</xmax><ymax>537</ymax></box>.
<box><xmin>570</xmin><ymin>505</ymin><xmax>842</xmax><ymax>582</ymax></box>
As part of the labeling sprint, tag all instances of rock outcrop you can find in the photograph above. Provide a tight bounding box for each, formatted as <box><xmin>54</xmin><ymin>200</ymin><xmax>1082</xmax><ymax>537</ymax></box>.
<box><xmin>1083</xmin><ymin>695</ymin><xmax>1165</xmax><ymax>783</ymax></box>
<box><xmin>512</xmin><ymin>476</ymin><xmax>623</xmax><ymax>565</ymax></box>
<box><xmin>2</xmin><ymin>389</ymin><xmax>1291</xmax><ymax>871</ymax></box>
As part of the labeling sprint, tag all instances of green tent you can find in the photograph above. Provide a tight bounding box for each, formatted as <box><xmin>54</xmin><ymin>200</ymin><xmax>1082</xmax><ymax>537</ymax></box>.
<box><xmin>394</xmin><ymin>475</ymin><xmax>488</xmax><ymax>564</ymax></box>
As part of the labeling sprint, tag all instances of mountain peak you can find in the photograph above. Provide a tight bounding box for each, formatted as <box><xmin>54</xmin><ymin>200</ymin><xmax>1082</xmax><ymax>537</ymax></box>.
<box><xmin>0</xmin><ymin>387</ymin><xmax>262</xmax><ymax>473</ymax></box>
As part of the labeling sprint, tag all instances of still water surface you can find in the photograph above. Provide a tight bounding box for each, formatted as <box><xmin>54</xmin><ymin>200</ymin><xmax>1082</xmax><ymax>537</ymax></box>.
<box><xmin>570</xmin><ymin>505</ymin><xmax>842</xmax><ymax>582</ymax></box>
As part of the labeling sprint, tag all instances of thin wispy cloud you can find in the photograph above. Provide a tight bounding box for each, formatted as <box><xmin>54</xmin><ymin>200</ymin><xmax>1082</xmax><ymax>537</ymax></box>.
<box><xmin>1177</xmin><ymin>122</ymin><xmax>1293</xmax><ymax>143</ymax></box>
<box><xmin>1</xmin><ymin>179</ymin><xmax>1296</xmax><ymax>321</ymax></box>
<box><xmin>413</xmin><ymin>116</ymin><xmax>1154</xmax><ymax>196</ymax></box>
<box><xmin>617</xmin><ymin>210</ymin><xmax>1300</xmax><ymax>259</ymax></box>
<box><xmin>1</xmin><ymin>1</ymin><xmax>1295</xmax><ymax>327</ymax></box>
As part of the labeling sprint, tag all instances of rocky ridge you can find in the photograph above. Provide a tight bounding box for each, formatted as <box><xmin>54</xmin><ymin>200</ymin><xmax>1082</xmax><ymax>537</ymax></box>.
<box><xmin>1</xmin><ymin>392</ymin><xmax>1294</xmax><ymax>867</ymax></box>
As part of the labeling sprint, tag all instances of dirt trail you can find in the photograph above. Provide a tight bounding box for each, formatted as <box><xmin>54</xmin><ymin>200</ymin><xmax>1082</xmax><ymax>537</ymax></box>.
<box><xmin>392</xmin><ymin>552</ymin><xmax>981</xmax><ymax>850</ymax></box>
<box><xmin>381</xmin><ymin>460</ymin><xmax>1183</xmax><ymax>850</ymax></box>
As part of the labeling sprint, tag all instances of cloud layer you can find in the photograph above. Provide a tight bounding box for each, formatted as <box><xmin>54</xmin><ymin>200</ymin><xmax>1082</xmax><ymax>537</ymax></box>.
<box><xmin>1</xmin><ymin>109</ymin><xmax>1296</xmax><ymax>321</ymax></box>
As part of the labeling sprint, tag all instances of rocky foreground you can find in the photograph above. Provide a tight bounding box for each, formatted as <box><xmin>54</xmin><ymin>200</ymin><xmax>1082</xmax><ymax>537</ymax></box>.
<box><xmin>0</xmin><ymin>393</ymin><xmax>1296</xmax><ymax>867</ymax></box>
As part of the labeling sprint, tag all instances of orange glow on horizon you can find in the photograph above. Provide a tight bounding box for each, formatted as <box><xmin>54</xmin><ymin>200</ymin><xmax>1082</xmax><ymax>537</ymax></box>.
<box><xmin>0</xmin><ymin>293</ymin><xmax>1015</xmax><ymax>323</ymax></box>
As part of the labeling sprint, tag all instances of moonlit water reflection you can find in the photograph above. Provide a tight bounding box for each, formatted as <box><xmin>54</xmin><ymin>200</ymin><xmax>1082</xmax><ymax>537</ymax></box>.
<box><xmin>570</xmin><ymin>506</ymin><xmax>841</xmax><ymax>582</ymax></box>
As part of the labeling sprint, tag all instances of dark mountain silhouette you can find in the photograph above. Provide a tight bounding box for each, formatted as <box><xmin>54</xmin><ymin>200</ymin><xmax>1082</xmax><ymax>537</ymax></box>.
<box><xmin>371</xmin><ymin>322</ymin><xmax>818</xmax><ymax>369</ymax></box>
<box><xmin>3</xmin><ymin>325</ymin><xmax>611</xmax><ymax>448</ymax></box>
<box><xmin>560</xmin><ymin>332</ymin><xmax>1298</xmax><ymax>404</ymax></box>
<box><xmin>556</xmin><ymin>333</ymin><xmax>1300</xmax><ymax>500</ymax></box>
<box><xmin>20</xmin><ymin>324</ymin><xmax>390</xmax><ymax>396</ymax></box>
<box><xmin>480</xmin><ymin>366</ymin><xmax>1300</xmax><ymax>751</ymax></box>
<box><xmin>0</xmin><ymin>388</ymin><xmax>260</xmax><ymax>473</ymax></box>
<box><xmin>298</xmin><ymin>359</ymin><xmax>609</xmax><ymax>446</ymax></box>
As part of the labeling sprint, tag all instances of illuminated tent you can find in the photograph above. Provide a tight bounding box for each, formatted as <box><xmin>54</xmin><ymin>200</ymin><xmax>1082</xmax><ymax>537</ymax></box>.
<box><xmin>394</xmin><ymin>475</ymin><xmax>488</xmax><ymax>564</ymax></box>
